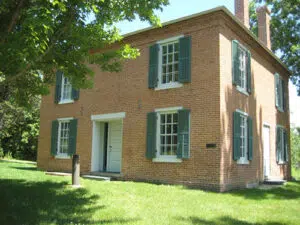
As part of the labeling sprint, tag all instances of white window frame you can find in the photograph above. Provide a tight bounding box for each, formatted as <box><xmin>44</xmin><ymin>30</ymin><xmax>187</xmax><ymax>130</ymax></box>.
<box><xmin>153</xmin><ymin>107</ymin><xmax>183</xmax><ymax>163</ymax></box>
<box><xmin>236</xmin><ymin>110</ymin><xmax>249</xmax><ymax>165</ymax></box>
<box><xmin>59</xmin><ymin>74</ymin><xmax>74</xmax><ymax>104</ymax></box>
<box><xmin>276</xmin><ymin>74</ymin><xmax>284</xmax><ymax>112</ymax></box>
<box><xmin>155</xmin><ymin>35</ymin><xmax>184</xmax><ymax>91</ymax></box>
<box><xmin>56</xmin><ymin>117</ymin><xmax>73</xmax><ymax>159</ymax></box>
<box><xmin>236</xmin><ymin>44</ymin><xmax>249</xmax><ymax>95</ymax></box>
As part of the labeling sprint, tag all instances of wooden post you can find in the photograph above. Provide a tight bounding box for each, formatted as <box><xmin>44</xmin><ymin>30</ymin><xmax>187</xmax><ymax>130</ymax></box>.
<box><xmin>72</xmin><ymin>154</ymin><xmax>80</xmax><ymax>186</ymax></box>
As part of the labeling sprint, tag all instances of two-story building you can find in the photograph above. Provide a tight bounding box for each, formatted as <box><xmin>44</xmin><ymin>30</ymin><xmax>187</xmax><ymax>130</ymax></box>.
<box><xmin>37</xmin><ymin>0</ymin><xmax>291</xmax><ymax>191</ymax></box>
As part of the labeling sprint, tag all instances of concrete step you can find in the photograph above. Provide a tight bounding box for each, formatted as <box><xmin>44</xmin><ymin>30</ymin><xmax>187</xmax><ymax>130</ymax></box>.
<box><xmin>90</xmin><ymin>171</ymin><xmax>122</xmax><ymax>178</ymax></box>
<box><xmin>81</xmin><ymin>175</ymin><xmax>111</xmax><ymax>181</ymax></box>
<box><xmin>263</xmin><ymin>179</ymin><xmax>286</xmax><ymax>185</ymax></box>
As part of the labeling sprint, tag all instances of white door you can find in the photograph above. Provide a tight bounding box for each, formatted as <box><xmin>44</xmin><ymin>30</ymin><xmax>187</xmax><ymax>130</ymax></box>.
<box><xmin>107</xmin><ymin>120</ymin><xmax>122</xmax><ymax>173</ymax></box>
<box><xmin>263</xmin><ymin>125</ymin><xmax>270</xmax><ymax>178</ymax></box>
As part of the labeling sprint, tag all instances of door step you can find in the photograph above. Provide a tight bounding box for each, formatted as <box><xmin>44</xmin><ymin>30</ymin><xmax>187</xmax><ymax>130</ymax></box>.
<box><xmin>81</xmin><ymin>175</ymin><xmax>111</xmax><ymax>181</ymax></box>
<box><xmin>91</xmin><ymin>172</ymin><xmax>122</xmax><ymax>178</ymax></box>
<box><xmin>263</xmin><ymin>179</ymin><xmax>286</xmax><ymax>185</ymax></box>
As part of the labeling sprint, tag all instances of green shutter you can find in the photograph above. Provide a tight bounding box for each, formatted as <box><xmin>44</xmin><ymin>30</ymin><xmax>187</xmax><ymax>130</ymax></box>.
<box><xmin>68</xmin><ymin>119</ymin><xmax>78</xmax><ymax>156</ymax></box>
<box><xmin>248</xmin><ymin>116</ymin><xmax>253</xmax><ymax>160</ymax></box>
<box><xmin>282</xmin><ymin>79</ymin><xmax>285</xmax><ymax>111</ymax></box>
<box><xmin>232</xmin><ymin>40</ymin><xmax>241</xmax><ymax>86</ymax></box>
<box><xmin>283</xmin><ymin>129</ymin><xmax>288</xmax><ymax>162</ymax></box>
<box><xmin>178</xmin><ymin>36</ymin><xmax>191</xmax><ymax>83</ymax></box>
<box><xmin>246</xmin><ymin>50</ymin><xmax>252</xmax><ymax>94</ymax></box>
<box><xmin>275</xmin><ymin>73</ymin><xmax>280</xmax><ymax>108</ymax></box>
<box><xmin>148</xmin><ymin>44</ymin><xmax>159</xmax><ymax>88</ymax></box>
<box><xmin>233</xmin><ymin>111</ymin><xmax>241</xmax><ymax>160</ymax></box>
<box><xmin>55</xmin><ymin>71</ymin><xmax>63</xmax><ymax>103</ymax></box>
<box><xmin>72</xmin><ymin>88</ymin><xmax>80</xmax><ymax>101</ymax></box>
<box><xmin>276</xmin><ymin>127</ymin><xmax>281</xmax><ymax>162</ymax></box>
<box><xmin>51</xmin><ymin>120</ymin><xmax>59</xmax><ymax>156</ymax></box>
<box><xmin>177</xmin><ymin>109</ymin><xmax>190</xmax><ymax>159</ymax></box>
<box><xmin>146</xmin><ymin>112</ymin><xmax>157</xmax><ymax>159</ymax></box>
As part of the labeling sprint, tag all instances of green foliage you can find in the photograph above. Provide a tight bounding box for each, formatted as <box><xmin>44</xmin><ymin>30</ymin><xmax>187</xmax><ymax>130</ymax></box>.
<box><xmin>0</xmin><ymin>146</ymin><xmax>4</xmax><ymax>158</ymax></box>
<box><xmin>291</xmin><ymin>127</ymin><xmax>300</xmax><ymax>168</ymax></box>
<box><xmin>0</xmin><ymin>0</ymin><xmax>169</xmax><ymax>106</ymax></box>
<box><xmin>0</xmin><ymin>98</ymin><xmax>40</xmax><ymax>160</ymax></box>
<box><xmin>249</xmin><ymin>0</ymin><xmax>300</xmax><ymax>94</ymax></box>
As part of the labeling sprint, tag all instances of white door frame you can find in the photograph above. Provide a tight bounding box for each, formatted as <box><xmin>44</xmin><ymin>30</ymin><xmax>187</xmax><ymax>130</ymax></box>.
<box><xmin>91</xmin><ymin>112</ymin><xmax>125</xmax><ymax>172</ymax></box>
<box><xmin>263</xmin><ymin>123</ymin><xmax>271</xmax><ymax>179</ymax></box>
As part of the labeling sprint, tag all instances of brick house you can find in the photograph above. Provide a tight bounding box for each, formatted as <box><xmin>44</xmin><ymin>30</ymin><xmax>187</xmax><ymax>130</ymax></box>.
<box><xmin>37</xmin><ymin>0</ymin><xmax>291</xmax><ymax>191</ymax></box>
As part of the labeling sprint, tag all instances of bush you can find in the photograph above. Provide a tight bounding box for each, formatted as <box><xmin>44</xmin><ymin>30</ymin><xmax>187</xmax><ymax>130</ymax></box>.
<box><xmin>0</xmin><ymin>146</ymin><xmax>4</xmax><ymax>158</ymax></box>
<box><xmin>0</xmin><ymin>99</ymin><xmax>40</xmax><ymax>161</ymax></box>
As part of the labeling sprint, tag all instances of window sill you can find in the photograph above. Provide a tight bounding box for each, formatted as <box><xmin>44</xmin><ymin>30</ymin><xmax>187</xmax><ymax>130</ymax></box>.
<box><xmin>276</xmin><ymin>107</ymin><xmax>285</xmax><ymax>113</ymax></box>
<box><xmin>58</xmin><ymin>99</ymin><xmax>74</xmax><ymax>105</ymax></box>
<box><xmin>55</xmin><ymin>154</ymin><xmax>71</xmax><ymax>159</ymax></box>
<box><xmin>236</xmin><ymin>86</ymin><xmax>249</xmax><ymax>96</ymax></box>
<box><xmin>155</xmin><ymin>82</ymin><xmax>183</xmax><ymax>91</ymax></box>
<box><xmin>152</xmin><ymin>157</ymin><xmax>182</xmax><ymax>163</ymax></box>
<box><xmin>277</xmin><ymin>161</ymin><xmax>287</xmax><ymax>165</ymax></box>
<box><xmin>237</xmin><ymin>158</ymin><xmax>250</xmax><ymax>165</ymax></box>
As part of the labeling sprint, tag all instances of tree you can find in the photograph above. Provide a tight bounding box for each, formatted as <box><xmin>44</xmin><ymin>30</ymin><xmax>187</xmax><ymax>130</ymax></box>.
<box><xmin>0</xmin><ymin>97</ymin><xmax>40</xmax><ymax>160</ymax></box>
<box><xmin>291</xmin><ymin>128</ymin><xmax>300</xmax><ymax>168</ymax></box>
<box><xmin>249</xmin><ymin>0</ymin><xmax>300</xmax><ymax>94</ymax></box>
<box><xmin>0</xmin><ymin>0</ymin><xmax>169</xmax><ymax>108</ymax></box>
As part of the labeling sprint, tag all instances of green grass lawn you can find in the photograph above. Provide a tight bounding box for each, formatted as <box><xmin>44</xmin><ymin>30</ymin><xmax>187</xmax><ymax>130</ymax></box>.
<box><xmin>0</xmin><ymin>161</ymin><xmax>299</xmax><ymax>225</ymax></box>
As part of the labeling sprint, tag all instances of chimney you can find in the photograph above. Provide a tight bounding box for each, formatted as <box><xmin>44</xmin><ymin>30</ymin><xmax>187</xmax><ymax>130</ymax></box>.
<box><xmin>235</xmin><ymin>0</ymin><xmax>250</xmax><ymax>29</ymax></box>
<box><xmin>256</xmin><ymin>6</ymin><xmax>271</xmax><ymax>49</ymax></box>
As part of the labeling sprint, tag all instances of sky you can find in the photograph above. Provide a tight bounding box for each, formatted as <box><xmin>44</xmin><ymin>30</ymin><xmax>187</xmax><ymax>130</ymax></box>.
<box><xmin>115</xmin><ymin>0</ymin><xmax>300</xmax><ymax>127</ymax></box>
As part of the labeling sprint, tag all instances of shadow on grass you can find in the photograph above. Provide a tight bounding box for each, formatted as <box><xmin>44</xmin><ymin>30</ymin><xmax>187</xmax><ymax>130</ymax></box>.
<box><xmin>228</xmin><ymin>181</ymin><xmax>300</xmax><ymax>200</ymax></box>
<box><xmin>0</xmin><ymin>179</ymin><xmax>138</xmax><ymax>225</ymax></box>
<box><xmin>10</xmin><ymin>166</ymin><xmax>37</xmax><ymax>171</ymax></box>
<box><xmin>177</xmin><ymin>216</ymin><xmax>287</xmax><ymax>225</ymax></box>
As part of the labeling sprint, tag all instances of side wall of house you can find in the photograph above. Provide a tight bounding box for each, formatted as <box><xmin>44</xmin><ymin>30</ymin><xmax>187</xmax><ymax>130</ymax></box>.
<box><xmin>219</xmin><ymin>16</ymin><xmax>291</xmax><ymax>191</ymax></box>
<box><xmin>37</xmin><ymin>13</ymin><xmax>223</xmax><ymax>190</ymax></box>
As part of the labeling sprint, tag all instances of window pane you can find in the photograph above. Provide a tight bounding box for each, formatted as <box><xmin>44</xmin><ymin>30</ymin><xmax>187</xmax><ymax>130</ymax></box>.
<box><xmin>161</xmin><ymin>136</ymin><xmax>165</xmax><ymax>145</ymax></box>
<box><xmin>168</xmin><ymin>64</ymin><xmax>173</xmax><ymax>74</ymax></box>
<box><xmin>162</xmin><ymin>65</ymin><xmax>167</xmax><ymax>74</ymax></box>
<box><xmin>172</xmin><ymin>135</ymin><xmax>177</xmax><ymax>145</ymax></box>
<box><xmin>174</xmin><ymin>43</ymin><xmax>179</xmax><ymax>52</ymax></box>
<box><xmin>161</xmin><ymin>114</ymin><xmax>165</xmax><ymax>123</ymax></box>
<box><xmin>168</xmin><ymin>44</ymin><xmax>173</xmax><ymax>53</ymax></box>
<box><xmin>166</xmin><ymin>146</ymin><xmax>171</xmax><ymax>155</ymax></box>
<box><xmin>163</xmin><ymin>55</ymin><xmax>167</xmax><ymax>64</ymax></box>
<box><xmin>167</xmin><ymin>135</ymin><xmax>172</xmax><ymax>145</ymax></box>
<box><xmin>165</xmin><ymin>74</ymin><xmax>169</xmax><ymax>83</ymax></box>
<box><xmin>162</xmin><ymin>75</ymin><xmax>167</xmax><ymax>84</ymax></box>
<box><xmin>160</xmin><ymin>146</ymin><xmax>165</xmax><ymax>155</ymax></box>
<box><xmin>167</xmin><ymin>114</ymin><xmax>172</xmax><ymax>123</ymax></box>
<box><xmin>174</xmin><ymin>63</ymin><xmax>179</xmax><ymax>72</ymax></box>
<box><xmin>163</xmin><ymin>46</ymin><xmax>167</xmax><ymax>54</ymax></box>
<box><xmin>168</xmin><ymin>54</ymin><xmax>173</xmax><ymax>63</ymax></box>
<box><xmin>167</xmin><ymin>125</ymin><xmax>172</xmax><ymax>134</ymax></box>
<box><xmin>161</xmin><ymin>125</ymin><xmax>165</xmax><ymax>134</ymax></box>
<box><xmin>172</xmin><ymin>145</ymin><xmax>177</xmax><ymax>155</ymax></box>
<box><xmin>173</xmin><ymin>124</ymin><xmax>177</xmax><ymax>134</ymax></box>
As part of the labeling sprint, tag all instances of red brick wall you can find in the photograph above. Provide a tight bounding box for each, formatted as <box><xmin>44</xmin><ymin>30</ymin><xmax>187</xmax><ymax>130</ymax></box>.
<box><xmin>219</xmin><ymin>15</ymin><xmax>290</xmax><ymax>191</ymax></box>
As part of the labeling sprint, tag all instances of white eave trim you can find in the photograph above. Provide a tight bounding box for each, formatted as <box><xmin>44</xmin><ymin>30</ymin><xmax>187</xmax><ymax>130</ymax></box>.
<box><xmin>91</xmin><ymin>112</ymin><xmax>126</xmax><ymax>121</ymax></box>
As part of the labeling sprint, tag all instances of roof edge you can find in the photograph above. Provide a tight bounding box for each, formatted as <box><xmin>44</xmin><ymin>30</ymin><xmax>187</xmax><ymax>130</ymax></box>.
<box><xmin>122</xmin><ymin>6</ymin><xmax>291</xmax><ymax>75</ymax></box>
